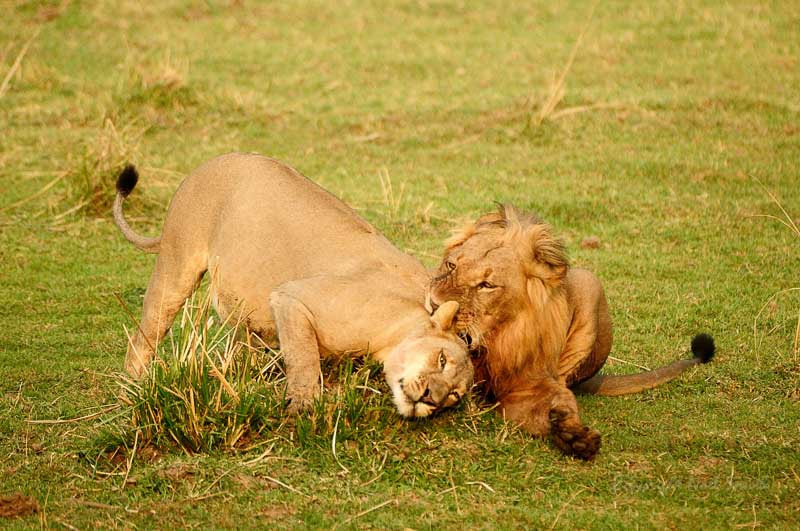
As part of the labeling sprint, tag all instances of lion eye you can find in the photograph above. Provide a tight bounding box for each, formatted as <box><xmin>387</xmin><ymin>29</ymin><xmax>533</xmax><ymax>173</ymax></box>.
<box><xmin>478</xmin><ymin>281</ymin><xmax>495</xmax><ymax>289</ymax></box>
<box><xmin>438</xmin><ymin>350</ymin><xmax>447</xmax><ymax>370</ymax></box>
<box><xmin>446</xmin><ymin>260</ymin><xmax>456</xmax><ymax>271</ymax></box>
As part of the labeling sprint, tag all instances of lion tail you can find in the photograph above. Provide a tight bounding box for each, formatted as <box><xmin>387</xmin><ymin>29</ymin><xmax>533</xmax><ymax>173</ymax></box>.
<box><xmin>113</xmin><ymin>165</ymin><xmax>161</xmax><ymax>253</ymax></box>
<box><xmin>573</xmin><ymin>333</ymin><xmax>715</xmax><ymax>396</ymax></box>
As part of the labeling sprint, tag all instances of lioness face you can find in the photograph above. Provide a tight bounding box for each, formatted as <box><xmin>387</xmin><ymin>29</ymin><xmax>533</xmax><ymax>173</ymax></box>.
<box><xmin>382</xmin><ymin>334</ymin><xmax>473</xmax><ymax>418</ymax></box>
<box><xmin>427</xmin><ymin>230</ymin><xmax>528</xmax><ymax>344</ymax></box>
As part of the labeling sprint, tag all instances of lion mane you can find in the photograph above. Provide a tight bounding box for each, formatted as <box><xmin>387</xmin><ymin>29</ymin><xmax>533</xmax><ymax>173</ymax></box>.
<box><xmin>442</xmin><ymin>207</ymin><xmax>569</xmax><ymax>392</ymax></box>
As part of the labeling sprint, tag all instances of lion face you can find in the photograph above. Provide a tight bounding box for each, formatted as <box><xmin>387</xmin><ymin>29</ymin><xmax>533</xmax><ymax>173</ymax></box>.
<box><xmin>382</xmin><ymin>302</ymin><xmax>473</xmax><ymax>418</ymax></box>
<box><xmin>426</xmin><ymin>206</ymin><xmax>568</xmax><ymax>347</ymax></box>
<box><xmin>427</xmin><ymin>231</ymin><xmax>528</xmax><ymax>343</ymax></box>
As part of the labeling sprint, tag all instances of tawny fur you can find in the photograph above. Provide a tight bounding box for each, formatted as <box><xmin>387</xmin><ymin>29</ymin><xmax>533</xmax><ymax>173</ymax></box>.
<box><xmin>113</xmin><ymin>153</ymin><xmax>473</xmax><ymax>418</ymax></box>
<box><xmin>428</xmin><ymin>205</ymin><xmax>713</xmax><ymax>460</ymax></box>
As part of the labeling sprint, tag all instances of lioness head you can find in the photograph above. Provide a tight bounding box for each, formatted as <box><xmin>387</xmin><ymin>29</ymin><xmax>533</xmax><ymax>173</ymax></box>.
<box><xmin>382</xmin><ymin>301</ymin><xmax>473</xmax><ymax>418</ymax></box>
<box><xmin>426</xmin><ymin>205</ymin><xmax>568</xmax><ymax>347</ymax></box>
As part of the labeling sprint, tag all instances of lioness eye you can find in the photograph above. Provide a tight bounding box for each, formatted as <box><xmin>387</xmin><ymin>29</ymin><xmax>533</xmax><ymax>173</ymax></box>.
<box><xmin>438</xmin><ymin>350</ymin><xmax>447</xmax><ymax>370</ymax></box>
<box><xmin>446</xmin><ymin>260</ymin><xmax>456</xmax><ymax>271</ymax></box>
<box><xmin>478</xmin><ymin>281</ymin><xmax>494</xmax><ymax>289</ymax></box>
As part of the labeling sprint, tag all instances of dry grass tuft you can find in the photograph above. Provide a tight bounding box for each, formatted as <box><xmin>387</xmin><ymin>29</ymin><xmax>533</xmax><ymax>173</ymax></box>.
<box><xmin>378</xmin><ymin>167</ymin><xmax>406</xmax><ymax>222</ymax></box>
<box><xmin>118</xmin><ymin>48</ymin><xmax>196</xmax><ymax>113</ymax></box>
<box><xmin>61</xmin><ymin>118</ymin><xmax>147</xmax><ymax>217</ymax></box>
<box><xmin>523</xmin><ymin>3</ymin><xmax>616</xmax><ymax>132</ymax></box>
<box><xmin>524</xmin><ymin>5</ymin><xmax>595</xmax><ymax>130</ymax></box>
<box><xmin>751</xmin><ymin>179</ymin><xmax>800</xmax><ymax>363</ymax></box>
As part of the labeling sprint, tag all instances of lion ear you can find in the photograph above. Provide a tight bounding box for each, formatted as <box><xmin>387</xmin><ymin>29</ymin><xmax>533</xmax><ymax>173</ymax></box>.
<box><xmin>430</xmin><ymin>301</ymin><xmax>460</xmax><ymax>331</ymax></box>
<box><xmin>534</xmin><ymin>242</ymin><xmax>568</xmax><ymax>280</ymax></box>
<box><xmin>525</xmin><ymin>225</ymin><xmax>569</xmax><ymax>281</ymax></box>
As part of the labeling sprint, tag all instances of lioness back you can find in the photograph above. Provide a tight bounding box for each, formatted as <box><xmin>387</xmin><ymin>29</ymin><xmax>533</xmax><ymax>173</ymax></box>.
<box><xmin>165</xmin><ymin>153</ymin><xmax>412</xmax><ymax>269</ymax></box>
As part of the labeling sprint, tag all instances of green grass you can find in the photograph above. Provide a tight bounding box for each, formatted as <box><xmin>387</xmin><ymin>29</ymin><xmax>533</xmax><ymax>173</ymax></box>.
<box><xmin>1</xmin><ymin>0</ymin><xmax>799</xmax><ymax>527</ymax></box>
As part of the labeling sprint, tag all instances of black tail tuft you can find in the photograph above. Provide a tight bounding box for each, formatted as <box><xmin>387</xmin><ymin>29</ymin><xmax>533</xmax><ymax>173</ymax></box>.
<box><xmin>690</xmin><ymin>333</ymin><xmax>715</xmax><ymax>363</ymax></box>
<box><xmin>116</xmin><ymin>164</ymin><xmax>139</xmax><ymax>197</ymax></box>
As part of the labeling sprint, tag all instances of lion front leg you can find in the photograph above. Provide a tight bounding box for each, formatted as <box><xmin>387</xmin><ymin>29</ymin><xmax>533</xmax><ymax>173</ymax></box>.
<box><xmin>499</xmin><ymin>378</ymin><xmax>601</xmax><ymax>460</ymax></box>
<box><xmin>547</xmin><ymin>387</ymin><xmax>601</xmax><ymax>461</ymax></box>
<box><xmin>269</xmin><ymin>290</ymin><xmax>323</xmax><ymax>414</ymax></box>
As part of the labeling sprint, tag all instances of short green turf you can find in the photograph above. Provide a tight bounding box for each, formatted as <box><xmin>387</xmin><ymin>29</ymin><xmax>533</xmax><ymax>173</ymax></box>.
<box><xmin>1</xmin><ymin>1</ymin><xmax>798</xmax><ymax>528</ymax></box>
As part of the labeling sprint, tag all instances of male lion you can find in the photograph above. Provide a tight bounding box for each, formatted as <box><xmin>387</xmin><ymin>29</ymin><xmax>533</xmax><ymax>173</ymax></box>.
<box><xmin>113</xmin><ymin>153</ymin><xmax>473</xmax><ymax>418</ymax></box>
<box><xmin>426</xmin><ymin>205</ymin><xmax>715</xmax><ymax>459</ymax></box>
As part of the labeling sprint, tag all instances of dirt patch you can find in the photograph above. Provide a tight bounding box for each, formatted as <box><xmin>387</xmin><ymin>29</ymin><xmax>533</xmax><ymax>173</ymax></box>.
<box><xmin>0</xmin><ymin>493</ymin><xmax>40</xmax><ymax>519</ymax></box>
<box><xmin>580</xmin><ymin>236</ymin><xmax>602</xmax><ymax>249</ymax></box>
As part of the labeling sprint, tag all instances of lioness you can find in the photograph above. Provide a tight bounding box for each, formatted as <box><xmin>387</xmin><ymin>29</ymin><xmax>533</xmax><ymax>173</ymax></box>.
<box><xmin>113</xmin><ymin>153</ymin><xmax>473</xmax><ymax>418</ymax></box>
<box><xmin>427</xmin><ymin>205</ymin><xmax>715</xmax><ymax>459</ymax></box>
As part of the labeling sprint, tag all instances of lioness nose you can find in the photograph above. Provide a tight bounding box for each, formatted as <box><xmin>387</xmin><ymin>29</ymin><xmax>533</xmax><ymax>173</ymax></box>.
<box><xmin>422</xmin><ymin>378</ymin><xmax>449</xmax><ymax>406</ymax></box>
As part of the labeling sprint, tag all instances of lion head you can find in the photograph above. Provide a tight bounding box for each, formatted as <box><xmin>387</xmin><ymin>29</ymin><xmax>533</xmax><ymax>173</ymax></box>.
<box><xmin>426</xmin><ymin>205</ymin><xmax>571</xmax><ymax>386</ymax></box>
<box><xmin>382</xmin><ymin>301</ymin><xmax>474</xmax><ymax>418</ymax></box>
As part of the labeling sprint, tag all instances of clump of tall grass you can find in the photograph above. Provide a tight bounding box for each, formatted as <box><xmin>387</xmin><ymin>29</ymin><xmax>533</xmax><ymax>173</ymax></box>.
<box><xmin>116</xmin><ymin>291</ymin><xmax>286</xmax><ymax>453</ymax></box>
<box><xmin>113</xmin><ymin>287</ymin><xmax>398</xmax><ymax>455</ymax></box>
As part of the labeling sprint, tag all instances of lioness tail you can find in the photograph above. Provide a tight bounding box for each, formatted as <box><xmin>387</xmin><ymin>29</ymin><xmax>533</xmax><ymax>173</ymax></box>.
<box><xmin>573</xmin><ymin>333</ymin><xmax>715</xmax><ymax>396</ymax></box>
<box><xmin>113</xmin><ymin>165</ymin><xmax>162</xmax><ymax>253</ymax></box>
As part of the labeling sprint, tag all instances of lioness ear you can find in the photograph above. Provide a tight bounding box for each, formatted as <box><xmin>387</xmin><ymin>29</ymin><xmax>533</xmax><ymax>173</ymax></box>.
<box><xmin>430</xmin><ymin>301</ymin><xmax>459</xmax><ymax>331</ymax></box>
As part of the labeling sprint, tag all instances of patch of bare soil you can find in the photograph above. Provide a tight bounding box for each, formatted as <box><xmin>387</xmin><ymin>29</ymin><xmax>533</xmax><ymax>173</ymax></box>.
<box><xmin>0</xmin><ymin>493</ymin><xmax>40</xmax><ymax>519</ymax></box>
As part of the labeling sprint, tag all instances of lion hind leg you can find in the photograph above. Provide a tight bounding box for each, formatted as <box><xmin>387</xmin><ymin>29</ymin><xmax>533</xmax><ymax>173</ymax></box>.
<box><xmin>126</xmin><ymin>254</ymin><xmax>205</xmax><ymax>378</ymax></box>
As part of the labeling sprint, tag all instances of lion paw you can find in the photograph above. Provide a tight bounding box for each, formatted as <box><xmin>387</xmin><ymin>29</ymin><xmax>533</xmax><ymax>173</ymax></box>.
<box><xmin>549</xmin><ymin>408</ymin><xmax>601</xmax><ymax>461</ymax></box>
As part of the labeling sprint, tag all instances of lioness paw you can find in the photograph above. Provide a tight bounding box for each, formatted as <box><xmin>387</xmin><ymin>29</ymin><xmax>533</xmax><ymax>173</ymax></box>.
<box><xmin>285</xmin><ymin>389</ymin><xmax>317</xmax><ymax>415</ymax></box>
<box><xmin>549</xmin><ymin>408</ymin><xmax>601</xmax><ymax>461</ymax></box>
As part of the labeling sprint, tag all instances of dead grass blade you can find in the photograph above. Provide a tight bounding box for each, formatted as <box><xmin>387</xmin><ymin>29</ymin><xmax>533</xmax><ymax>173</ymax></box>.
<box><xmin>338</xmin><ymin>499</ymin><xmax>399</xmax><ymax>528</ymax></box>
<box><xmin>262</xmin><ymin>476</ymin><xmax>309</xmax><ymax>498</ymax></box>
<box><xmin>331</xmin><ymin>410</ymin><xmax>350</xmax><ymax>475</ymax></box>
<box><xmin>0</xmin><ymin>172</ymin><xmax>67</xmax><ymax>214</ymax></box>
<box><xmin>753</xmin><ymin>177</ymin><xmax>800</xmax><ymax>237</ymax></box>
<box><xmin>550</xmin><ymin>486</ymin><xmax>587</xmax><ymax>530</ymax></box>
<box><xmin>466</xmin><ymin>480</ymin><xmax>496</xmax><ymax>493</ymax></box>
<box><xmin>608</xmin><ymin>356</ymin><xmax>651</xmax><ymax>371</ymax></box>
<box><xmin>0</xmin><ymin>27</ymin><xmax>41</xmax><ymax>99</ymax></box>
<box><xmin>794</xmin><ymin>309</ymin><xmax>800</xmax><ymax>361</ymax></box>
<box><xmin>25</xmin><ymin>404</ymin><xmax>121</xmax><ymax>424</ymax></box>
<box><xmin>113</xmin><ymin>292</ymin><xmax>156</xmax><ymax>358</ymax></box>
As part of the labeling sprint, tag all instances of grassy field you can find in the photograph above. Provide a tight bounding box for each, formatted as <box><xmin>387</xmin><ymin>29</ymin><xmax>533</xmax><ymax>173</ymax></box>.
<box><xmin>2</xmin><ymin>0</ymin><xmax>799</xmax><ymax>528</ymax></box>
